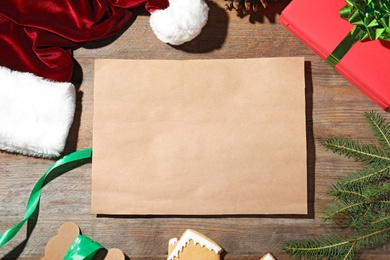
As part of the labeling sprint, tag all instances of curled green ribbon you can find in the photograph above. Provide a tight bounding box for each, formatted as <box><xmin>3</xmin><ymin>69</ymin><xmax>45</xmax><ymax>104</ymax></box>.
<box><xmin>326</xmin><ymin>0</ymin><xmax>390</xmax><ymax>66</ymax></box>
<box><xmin>0</xmin><ymin>148</ymin><xmax>92</xmax><ymax>248</ymax></box>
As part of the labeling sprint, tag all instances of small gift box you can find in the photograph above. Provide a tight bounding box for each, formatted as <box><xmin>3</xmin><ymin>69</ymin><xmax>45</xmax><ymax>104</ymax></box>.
<box><xmin>280</xmin><ymin>0</ymin><xmax>390</xmax><ymax>110</ymax></box>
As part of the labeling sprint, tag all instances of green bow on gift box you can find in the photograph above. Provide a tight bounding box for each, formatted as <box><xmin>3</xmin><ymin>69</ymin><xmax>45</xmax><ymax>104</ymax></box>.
<box><xmin>327</xmin><ymin>0</ymin><xmax>390</xmax><ymax>66</ymax></box>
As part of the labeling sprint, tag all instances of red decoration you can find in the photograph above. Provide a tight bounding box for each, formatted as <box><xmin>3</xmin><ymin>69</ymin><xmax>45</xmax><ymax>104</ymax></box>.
<box><xmin>0</xmin><ymin>0</ymin><xmax>169</xmax><ymax>82</ymax></box>
<box><xmin>280</xmin><ymin>0</ymin><xmax>390</xmax><ymax>110</ymax></box>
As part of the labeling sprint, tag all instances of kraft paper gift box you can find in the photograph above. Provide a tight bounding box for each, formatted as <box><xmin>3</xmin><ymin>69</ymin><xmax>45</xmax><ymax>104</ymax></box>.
<box><xmin>91</xmin><ymin>58</ymin><xmax>307</xmax><ymax>215</ymax></box>
<box><xmin>280</xmin><ymin>0</ymin><xmax>390</xmax><ymax>110</ymax></box>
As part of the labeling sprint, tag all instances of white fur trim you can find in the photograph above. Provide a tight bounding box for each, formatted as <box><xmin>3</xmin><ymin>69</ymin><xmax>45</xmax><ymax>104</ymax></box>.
<box><xmin>0</xmin><ymin>67</ymin><xmax>76</xmax><ymax>158</ymax></box>
<box><xmin>149</xmin><ymin>0</ymin><xmax>209</xmax><ymax>45</ymax></box>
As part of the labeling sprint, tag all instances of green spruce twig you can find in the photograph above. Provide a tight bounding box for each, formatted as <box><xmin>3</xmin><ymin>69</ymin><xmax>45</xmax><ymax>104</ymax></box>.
<box><xmin>284</xmin><ymin>223</ymin><xmax>390</xmax><ymax>260</ymax></box>
<box><xmin>283</xmin><ymin>111</ymin><xmax>390</xmax><ymax>259</ymax></box>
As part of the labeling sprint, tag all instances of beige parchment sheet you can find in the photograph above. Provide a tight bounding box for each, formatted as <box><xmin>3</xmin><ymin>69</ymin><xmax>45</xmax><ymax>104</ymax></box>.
<box><xmin>92</xmin><ymin>58</ymin><xmax>307</xmax><ymax>215</ymax></box>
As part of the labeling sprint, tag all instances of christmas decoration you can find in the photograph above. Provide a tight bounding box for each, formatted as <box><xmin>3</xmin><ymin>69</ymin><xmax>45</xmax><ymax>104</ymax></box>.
<box><xmin>0</xmin><ymin>149</ymin><xmax>92</xmax><ymax>247</ymax></box>
<box><xmin>225</xmin><ymin>0</ymin><xmax>274</xmax><ymax>15</ymax></box>
<box><xmin>42</xmin><ymin>222</ymin><xmax>125</xmax><ymax>260</ymax></box>
<box><xmin>167</xmin><ymin>229</ymin><xmax>223</xmax><ymax>260</ymax></box>
<box><xmin>167</xmin><ymin>230</ymin><xmax>276</xmax><ymax>260</ymax></box>
<box><xmin>0</xmin><ymin>147</ymin><xmax>279</xmax><ymax>259</ymax></box>
<box><xmin>283</xmin><ymin>111</ymin><xmax>390</xmax><ymax>259</ymax></box>
<box><xmin>0</xmin><ymin>0</ymin><xmax>208</xmax><ymax>158</ymax></box>
<box><xmin>259</xmin><ymin>252</ymin><xmax>276</xmax><ymax>260</ymax></box>
<box><xmin>327</xmin><ymin>0</ymin><xmax>390</xmax><ymax>67</ymax></box>
<box><xmin>280</xmin><ymin>0</ymin><xmax>390</xmax><ymax>110</ymax></box>
<box><xmin>0</xmin><ymin>67</ymin><xmax>75</xmax><ymax>158</ymax></box>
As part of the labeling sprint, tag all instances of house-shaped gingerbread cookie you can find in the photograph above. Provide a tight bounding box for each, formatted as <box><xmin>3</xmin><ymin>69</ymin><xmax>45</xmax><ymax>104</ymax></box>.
<box><xmin>260</xmin><ymin>252</ymin><xmax>276</xmax><ymax>260</ymax></box>
<box><xmin>167</xmin><ymin>229</ymin><xmax>223</xmax><ymax>260</ymax></box>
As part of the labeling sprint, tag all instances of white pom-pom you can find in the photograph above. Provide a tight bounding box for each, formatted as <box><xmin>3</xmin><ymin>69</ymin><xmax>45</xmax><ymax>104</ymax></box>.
<box><xmin>149</xmin><ymin>0</ymin><xmax>209</xmax><ymax>45</ymax></box>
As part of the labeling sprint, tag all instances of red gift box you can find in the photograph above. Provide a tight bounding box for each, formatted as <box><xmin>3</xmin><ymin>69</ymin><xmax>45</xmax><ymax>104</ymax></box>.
<box><xmin>280</xmin><ymin>0</ymin><xmax>390</xmax><ymax>110</ymax></box>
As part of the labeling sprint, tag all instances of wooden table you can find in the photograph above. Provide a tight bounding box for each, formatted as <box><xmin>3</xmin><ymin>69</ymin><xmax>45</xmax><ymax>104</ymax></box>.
<box><xmin>1</xmin><ymin>1</ymin><xmax>389</xmax><ymax>259</ymax></box>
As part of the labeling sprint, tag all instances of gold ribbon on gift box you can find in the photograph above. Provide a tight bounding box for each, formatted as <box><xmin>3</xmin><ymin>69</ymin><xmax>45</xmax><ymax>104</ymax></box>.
<box><xmin>326</xmin><ymin>0</ymin><xmax>390</xmax><ymax>67</ymax></box>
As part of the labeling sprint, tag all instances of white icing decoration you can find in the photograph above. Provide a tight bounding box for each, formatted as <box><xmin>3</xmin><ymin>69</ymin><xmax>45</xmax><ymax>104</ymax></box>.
<box><xmin>169</xmin><ymin>238</ymin><xmax>178</xmax><ymax>246</ymax></box>
<box><xmin>261</xmin><ymin>253</ymin><xmax>275</xmax><ymax>260</ymax></box>
<box><xmin>167</xmin><ymin>230</ymin><xmax>222</xmax><ymax>260</ymax></box>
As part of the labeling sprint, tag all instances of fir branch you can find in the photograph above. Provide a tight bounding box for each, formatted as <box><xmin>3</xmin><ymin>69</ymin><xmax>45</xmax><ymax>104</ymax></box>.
<box><xmin>329</xmin><ymin>182</ymin><xmax>367</xmax><ymax>203</ymax></box>
<box><xmin>324</xmin><ymin>183</ymin><xmax>390</xmax><ymax>226</ymax></box>
<box><xmin>370</xmin><ymin>215</ymin><xmax>390</xmax><ymax>226</ymax></box>
<box><xmin>329</xmin><ymin>182</ymin><xmax>390</xmax><ymax>204</ymax></box>
<box><xmin>365</xmin><ymin>183</ymin><xmax>390</xmax><ymax>199</ymax></box>
<box><xmin>283</xmin><ymin>225</ymin><xmax>390</xmax><ymax>260</ymax></box>
<box><xmin>323</xmin><ymin>198</ymin><xmax>390</xmax><ymax>223</ymax></box>
<box><xmin>352</xmin><ymin>225</ymin><xmax>390</xmax><ymax>252</ymax></box>
<box><xmin>284</xmin><ymin>111</ymin><xmax>390</xmax><ymax>259</ymax></box>
<box><xmin>322</xmin><ymin>137</ymin><xmax>390</xmax><ymax>165</ymax></box>
<box><xmin>323</xmin><ymin>201</ymin><xmax>368</xmax><ymax>222</ymax></box>
<box><xmin>283</xmin><ymin>235</ymin><xmax>354</xmax><ymax>259</ymax></box>
<box><xmin>339</xmin><ymin>165</ymin><xmax>390</xmax><ymax>189</ymax></box>
<box><xmin>365</xmin><ymin>111</ymin><xmax>390</xmax><ymax>152</ymax></box>
<box><xmin>343</xmin><ymin>242</ymin><xmax>356</xmax><ymax>260</ymax></box>
<box><xmin>341</xmin><ymin>207</ymin><xmax>390</xmax><ymax>229</ymax></box>
<box><xmin>351</xmin><ymin>212</ymin><xmax>390</xmax><ymax>229</ymax></box>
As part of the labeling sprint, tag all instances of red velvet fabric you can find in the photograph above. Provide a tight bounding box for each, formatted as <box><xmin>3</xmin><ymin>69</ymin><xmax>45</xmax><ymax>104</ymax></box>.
<box><xmin>0</xmin><ymin>0</ymin><xmax>168</xmax><ymax>82</ymax></box>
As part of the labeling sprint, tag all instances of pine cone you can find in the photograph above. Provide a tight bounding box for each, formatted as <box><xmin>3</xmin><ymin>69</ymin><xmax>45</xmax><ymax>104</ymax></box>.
<box><xmin>225</xmin><ymin>0</ymin><xmax>274</xmax><ymax>15</ymax></box>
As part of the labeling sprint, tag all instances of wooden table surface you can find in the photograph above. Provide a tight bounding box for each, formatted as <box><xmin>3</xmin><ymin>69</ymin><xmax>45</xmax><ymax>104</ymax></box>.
<box><xmin>1</xmin><ymin>1</ymin><xmax>389</xmax><ymax>259</ymax></box>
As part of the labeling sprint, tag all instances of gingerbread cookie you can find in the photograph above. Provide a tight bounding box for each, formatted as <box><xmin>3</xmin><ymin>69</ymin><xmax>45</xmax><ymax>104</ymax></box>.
<box><xmin>41</xmin><ymin>222</ymin><xmax>125</xmax><ymax>260</ymax></box>
<box><xmin>260</xmin><ymin>252</ymin><xmax>276</xmax><ymax>260</ymax></box>
<box><xmin>167</xmin><ymin>229</ymin><xmax>223</xmax><ymax>260</ymax></box>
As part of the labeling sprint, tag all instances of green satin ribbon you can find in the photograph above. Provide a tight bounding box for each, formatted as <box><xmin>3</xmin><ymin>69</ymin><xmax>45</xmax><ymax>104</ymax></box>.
<box><xmin>0</xmin><ymin>148</ymin><xmax>92</xmax><ymax>250</ymax></box>
<box><xmin>64</xmin><ymin>234</ymin><xmax>105</xmax><ymax>260</ymax></box>
<box><xmin>326</xmin><ymin>0</ymin><xmax>390</xmax><ymax>66</ymax></box>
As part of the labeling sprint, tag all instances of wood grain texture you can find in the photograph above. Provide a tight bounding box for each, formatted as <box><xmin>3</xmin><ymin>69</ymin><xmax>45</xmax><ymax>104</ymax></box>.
<box><xmin>0</xmin><ymin>1</ymin><xmax>389</xmax><ymax>259</ymax></box>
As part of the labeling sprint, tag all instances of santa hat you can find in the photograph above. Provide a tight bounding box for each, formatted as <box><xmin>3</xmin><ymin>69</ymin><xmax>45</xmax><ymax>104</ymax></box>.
<box><xmin>0</xmin><ymin>0</ymin><xmax>208</xmax><ymax>158</ymax></box>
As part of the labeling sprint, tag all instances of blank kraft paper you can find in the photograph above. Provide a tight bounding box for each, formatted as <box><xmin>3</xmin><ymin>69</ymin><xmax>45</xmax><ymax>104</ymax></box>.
<box><xmin>92</xmin><ymin>57</ymin><xmax>307</xmax><ymax>215</ymax></box>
